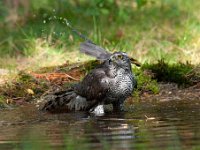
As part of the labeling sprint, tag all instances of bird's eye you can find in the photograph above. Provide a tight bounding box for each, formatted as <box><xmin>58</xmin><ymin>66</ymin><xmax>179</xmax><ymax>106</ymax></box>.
<box><xmin>117</xmin><ymin>55</ymin><xmax>123</xmax><ymax>59</ymax></box>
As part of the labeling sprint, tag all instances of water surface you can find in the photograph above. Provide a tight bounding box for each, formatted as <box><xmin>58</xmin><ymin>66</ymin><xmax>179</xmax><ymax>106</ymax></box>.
<box><xmin>0</xmin><ymin>100</ymin><xmax>199</xmax><ymax>150</ymax></box>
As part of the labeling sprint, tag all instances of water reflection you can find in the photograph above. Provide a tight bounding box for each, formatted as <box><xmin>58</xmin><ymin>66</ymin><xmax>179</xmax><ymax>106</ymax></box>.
<box><xmin>0</xmin><ymin>100</ymin><xmax>199</xmax><ymax>150</ymax></box>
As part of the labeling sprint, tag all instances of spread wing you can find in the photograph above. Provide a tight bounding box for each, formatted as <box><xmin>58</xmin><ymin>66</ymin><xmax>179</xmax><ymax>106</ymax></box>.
<box><xmin>74</xmin><ymin>67</ymin><xmax>110</xmax><ymax>101</ymax></box>
<box><xmin>80</xmin><ymin>41</ymin><xmax>141</xmax><ymax>66</ymax></box>
<box><xmin>80</xmin><ymin>41</ymin><xmax>111</xmax><ymax>60</ymax></box>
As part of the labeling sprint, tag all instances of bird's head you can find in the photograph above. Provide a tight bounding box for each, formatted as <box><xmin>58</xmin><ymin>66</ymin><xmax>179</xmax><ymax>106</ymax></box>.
<box><xmin>108</xmin><ymin>52</ymin><xmax>132</xmax><ymax>70</ymax></box>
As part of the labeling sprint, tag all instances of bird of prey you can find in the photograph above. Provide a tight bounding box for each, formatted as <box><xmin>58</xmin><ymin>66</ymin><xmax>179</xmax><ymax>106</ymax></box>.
<box><xmin>42</xmin><ymin>41</ymin><xmax>137</xmax><ymax>113</ymax></box>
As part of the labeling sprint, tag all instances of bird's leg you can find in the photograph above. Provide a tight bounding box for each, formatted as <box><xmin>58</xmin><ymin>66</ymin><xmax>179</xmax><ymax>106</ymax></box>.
<box><xmin>112</xmin><ymin>99</ymin><xmax>125</xmax><ymax>112</ymax></box>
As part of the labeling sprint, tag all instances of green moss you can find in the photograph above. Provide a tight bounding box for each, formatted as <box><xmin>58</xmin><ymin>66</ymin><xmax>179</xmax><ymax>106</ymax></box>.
<box><xmin>81</xmin><ymin>60</ymin><xmax>101</xmax><ymax>73</ymax></box>
<box><xmin>0</xmin><ymin>61</ymin><xmax>102</xmax><ymax>105</ymax></box>
<box><xmin>132</xmin><ymin>66</ymin><xmax>159</xmax><ymax>95</ymax></box>
<box><xmin>142</xmin><ymin>60</ymin><xmax>199</xmax><ymax>87</ymax></box>
<box><xmin>18</xmin><ymin>71</ymin><xmax>34</xmax><ymax>82</ymax></box>
<box><xmin>0</xmin><ymin>95</ymin><xmax>6</xmax><ymax>108</ymax></box>
<box><xmin>0</xmin><ymin>71</ymin><xmax>49</xmax><ymax>103</ymax></box>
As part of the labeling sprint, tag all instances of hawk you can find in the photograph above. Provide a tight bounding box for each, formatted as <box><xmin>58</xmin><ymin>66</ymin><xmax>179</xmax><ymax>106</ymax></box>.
<box><xmin>42</xmin><ymin>42</ymin><xmax>137</xmax><ymax>113</ymax></box>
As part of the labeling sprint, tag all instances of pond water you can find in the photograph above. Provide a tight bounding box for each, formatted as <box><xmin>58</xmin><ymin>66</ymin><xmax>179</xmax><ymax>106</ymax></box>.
<box><xmin>0</xmin><ymin>100</ymin><xmax>199</xmax><ymax>150</ymax></box>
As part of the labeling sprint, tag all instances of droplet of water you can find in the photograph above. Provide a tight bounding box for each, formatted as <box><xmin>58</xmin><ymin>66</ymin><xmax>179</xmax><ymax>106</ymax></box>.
<box><xmin>66</xmin><ymin>21</ymin><xmax>70</xmax><ymax>26</ymax></box>
<box><xmin>54</xmin><ymin>16</ymin><xmax>57</xmax><ymax>19</ymax></box>
<box><xmin>53</xmin><ymin>9</ymin><xmax>56</xmax><ymax>12</ymax></box>
<box><xmin>43</xmin><ymin>20</ymin><xmax>46</xmax><ymax>24</ymax></box>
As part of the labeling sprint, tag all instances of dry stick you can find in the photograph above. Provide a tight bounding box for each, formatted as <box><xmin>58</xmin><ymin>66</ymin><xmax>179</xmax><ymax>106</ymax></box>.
<box><xmin>63</xmin><ymin>73</ymin><xmax>79</xmax><ymax>81</ymax></box>
<box><xmin>31</xmin><ymin>72</ymin><xmax>79</xmax><ymax>81</ymax></box>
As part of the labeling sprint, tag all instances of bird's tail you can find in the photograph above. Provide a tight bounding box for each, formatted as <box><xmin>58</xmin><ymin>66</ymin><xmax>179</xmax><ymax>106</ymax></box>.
<box><xmin>41</xmin><ymin>89</ymin><xmax>91</xmax><ymax>112</ymax></box>
<box><xmin>80</xmin><ymin>41</ymin><xmax>111</xmax><ymax>60</ymax></box>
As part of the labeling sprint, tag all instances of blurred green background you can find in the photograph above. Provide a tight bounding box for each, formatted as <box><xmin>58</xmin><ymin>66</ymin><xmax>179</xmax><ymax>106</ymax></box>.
<box><xmin>0</xmin><ymin>0</ymin><xmax>200</xmax><ymax>70</ymax></box>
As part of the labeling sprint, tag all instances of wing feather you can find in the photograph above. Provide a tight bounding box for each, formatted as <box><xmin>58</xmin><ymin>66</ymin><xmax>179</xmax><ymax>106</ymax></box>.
<box><xmin>74</xmin><ymin>67</ymin><xmax>110</xmax><ymax>100</ymax></box>
<box><xmin>80</xmin><ymin>41</ymin><xmax>111</xmax><ymax>60</ymax></box>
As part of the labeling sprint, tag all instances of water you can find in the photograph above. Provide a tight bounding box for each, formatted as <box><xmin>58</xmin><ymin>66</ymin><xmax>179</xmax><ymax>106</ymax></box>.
<box><xmin>0</xmin><ymin>100</ymin><xmax>199</xmax><ymax>150</ymax></box>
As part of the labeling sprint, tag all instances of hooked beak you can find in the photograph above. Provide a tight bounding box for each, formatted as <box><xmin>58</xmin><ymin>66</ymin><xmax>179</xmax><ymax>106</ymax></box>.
<box><xmin>130</xmin><ymin>57</ymin><xmax>141</xmax><ymax>67</ymax></box>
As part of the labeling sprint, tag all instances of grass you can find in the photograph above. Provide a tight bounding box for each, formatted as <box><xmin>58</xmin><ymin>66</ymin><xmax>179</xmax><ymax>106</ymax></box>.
<box><xmin>0</xmin><ymin>0</ymin><xmax>200</xmax><ymax>62</ymax></box>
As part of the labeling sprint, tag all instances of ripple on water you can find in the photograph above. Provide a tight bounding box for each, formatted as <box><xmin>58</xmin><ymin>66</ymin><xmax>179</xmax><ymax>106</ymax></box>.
<box><xmin>0</xmin><ymin>100</ymin><xmax>199</xmax><ymax>150</ymax></box>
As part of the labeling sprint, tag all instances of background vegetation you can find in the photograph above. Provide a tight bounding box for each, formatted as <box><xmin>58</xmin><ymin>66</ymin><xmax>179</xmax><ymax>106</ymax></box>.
<box><xmin>1</xmin><ymin>0</ymin><xmax>200</xmax><ymax>70</ymax></box>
